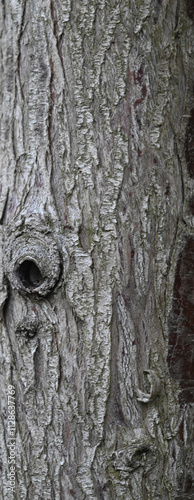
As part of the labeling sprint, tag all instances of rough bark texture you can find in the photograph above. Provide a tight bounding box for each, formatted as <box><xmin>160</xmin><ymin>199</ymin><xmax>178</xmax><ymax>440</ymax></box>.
<box><xmin>0</xmin><ymin>0</ymin><xmax>194</xmax><ymax>499</ymax></box>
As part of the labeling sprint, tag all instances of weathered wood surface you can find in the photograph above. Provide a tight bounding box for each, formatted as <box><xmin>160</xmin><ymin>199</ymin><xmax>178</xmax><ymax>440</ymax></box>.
<box><xmin>0</xmin><ymin>0</ymin><xmax>194</xmax><ymax>498</ymax></box>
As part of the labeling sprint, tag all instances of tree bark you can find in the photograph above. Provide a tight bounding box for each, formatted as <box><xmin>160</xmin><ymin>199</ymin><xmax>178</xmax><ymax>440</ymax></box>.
<box><xmin>0</xmin><ymin>0</ymin><xmax>194</xmax><ymax>498</ymax></box>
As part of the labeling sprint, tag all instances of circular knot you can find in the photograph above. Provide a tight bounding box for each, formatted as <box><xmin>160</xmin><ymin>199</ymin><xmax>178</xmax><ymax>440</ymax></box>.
<box><xmin>4</xmin><ymin>225</ymin><xmax>64</xmax><ymax>296</ymax></box>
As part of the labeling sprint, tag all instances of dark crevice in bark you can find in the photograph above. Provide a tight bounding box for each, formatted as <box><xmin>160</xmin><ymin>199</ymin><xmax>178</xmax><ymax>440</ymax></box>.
<box><xmin>92</xmin><ymin>290</ymin><xmax>126</xmax><ymax>498</ymax></box>
<box><xmin>33</xmin><ymin>339</ymin><xmax>43</xmax><ymax>389</ymax></box>
<box><xmin>12</xmin><ymin>79</ymin><xmax>18</xmax><ymax>178</ymax></box>
<box><xmin>105</xmin><ymin>290</ymin><xmax>126</xmax><ymax>428</ymax></box>
<box><xmin>0</xmin><ymin>188</ymin><xmax>9</xmax><ymax>225</ymax></box>
<box><xmin>48</xmin><ymin>57</ymin><xmax>55</xmax><ymax>174</ymax></box>
<box><xmin>56</xmin><ymin>352</ymin><xmax>62</xmax><ymax>393</ymax></box>
<box><xmin>175</xmin><ymin>139</ymin><xmax>185</xmax><ymax>212</ymax></box>
<box><xmin>185</xmin><ymin>109</ymin><xmax>194</xmax><ymax>178</ymax></box>
<box><xmin>17</xmin><ymin>0</ymin><xmax>27</xmax><ymax>101</ymax></box>
<box><xmin>164</xmin><ymin>217</ymin><xmax>179</xmax><ymax>312</ymax></box>
<box><xmin>188</xmin><ymin>194</ymin><xmax>194</xmax><ymax>215</ymax></box>
<box><xmin>175</xmin><ymin>0</ymin><xmax>180</xmax><ymax>32</ymax></box>
<box><xmin>1</xmin><ymin>0</ymin><xmax>5</xmax><ymax>20</ymax></box>
<box><xmin>50</xmin><ymin>0</ymin><xmax>67</xmax><ymax>84</ymax></box>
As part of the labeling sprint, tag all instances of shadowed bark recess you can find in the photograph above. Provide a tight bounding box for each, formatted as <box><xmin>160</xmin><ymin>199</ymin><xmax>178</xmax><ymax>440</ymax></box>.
<box><xmin>0</xmin><ymin>0</ymin><xmax>194</xmax><ymax>499</ymax></box>
<box><xmin>185</xmin><ymin>109</ymin><xmax>194</xmax><ymax>178</ymax></box>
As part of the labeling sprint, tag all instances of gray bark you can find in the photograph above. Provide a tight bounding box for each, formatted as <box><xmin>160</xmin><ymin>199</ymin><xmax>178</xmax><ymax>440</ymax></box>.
<box><xmin>0</xmin><ymin>0</ymin><xmax>194</xmax><ymax>498</ymax></box>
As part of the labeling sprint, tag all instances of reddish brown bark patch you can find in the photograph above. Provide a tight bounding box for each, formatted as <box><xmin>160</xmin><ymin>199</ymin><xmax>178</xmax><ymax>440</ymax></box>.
<box><xmin>185</xmin><ymin>0</ymin><xmax>194</xmax><ymax>21</ymax></box>
<box><xmin>168</xmin><ymin>238</ymin><xmax>194</xmax><ymax>403</ymax></box>
<box><xmin>133</xmin><ymin>64</ymin><xmax>144</xmax><ymax>86</ymax></box>
<box><xmin>176</xmin><ymin>475</ymin><xmax>194</xmax><ymax>499</ymax></box>
<box><xmin>185</xmin><ymin>109</ymin><xmax>194</xmax><ymax>178</ymax></box>
<box><xmin>188</xmin><ymin>195</ymin><xmax>194</xmax><ymax>215</ymax></box>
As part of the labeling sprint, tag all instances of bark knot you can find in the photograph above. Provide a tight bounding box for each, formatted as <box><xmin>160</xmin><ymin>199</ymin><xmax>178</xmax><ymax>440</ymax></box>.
<box><xmin>3</xmin><ymin>218</ymin><xmax>68</xmax><ymax>297</ymax></box>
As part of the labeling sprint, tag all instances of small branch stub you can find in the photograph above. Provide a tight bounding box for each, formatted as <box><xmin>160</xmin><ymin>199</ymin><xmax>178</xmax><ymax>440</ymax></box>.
<box><xmin>136</xmin><ymin>370</ymin><xmax>161</xmax><ymax>403</ymax></box>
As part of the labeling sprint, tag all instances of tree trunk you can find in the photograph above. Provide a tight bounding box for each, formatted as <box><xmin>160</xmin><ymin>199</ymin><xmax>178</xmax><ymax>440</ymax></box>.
<box><xmin>0</xmin><ymin>0</ymin><xmax>194</xmax><ymax>498</ymax></box>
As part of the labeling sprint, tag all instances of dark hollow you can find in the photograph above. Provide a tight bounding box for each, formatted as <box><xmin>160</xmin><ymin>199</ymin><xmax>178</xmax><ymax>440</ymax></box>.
<box><xmin>17</xmin><ymin>260</ymin><xmax>44</xmax><ymax>289</ymax></box>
